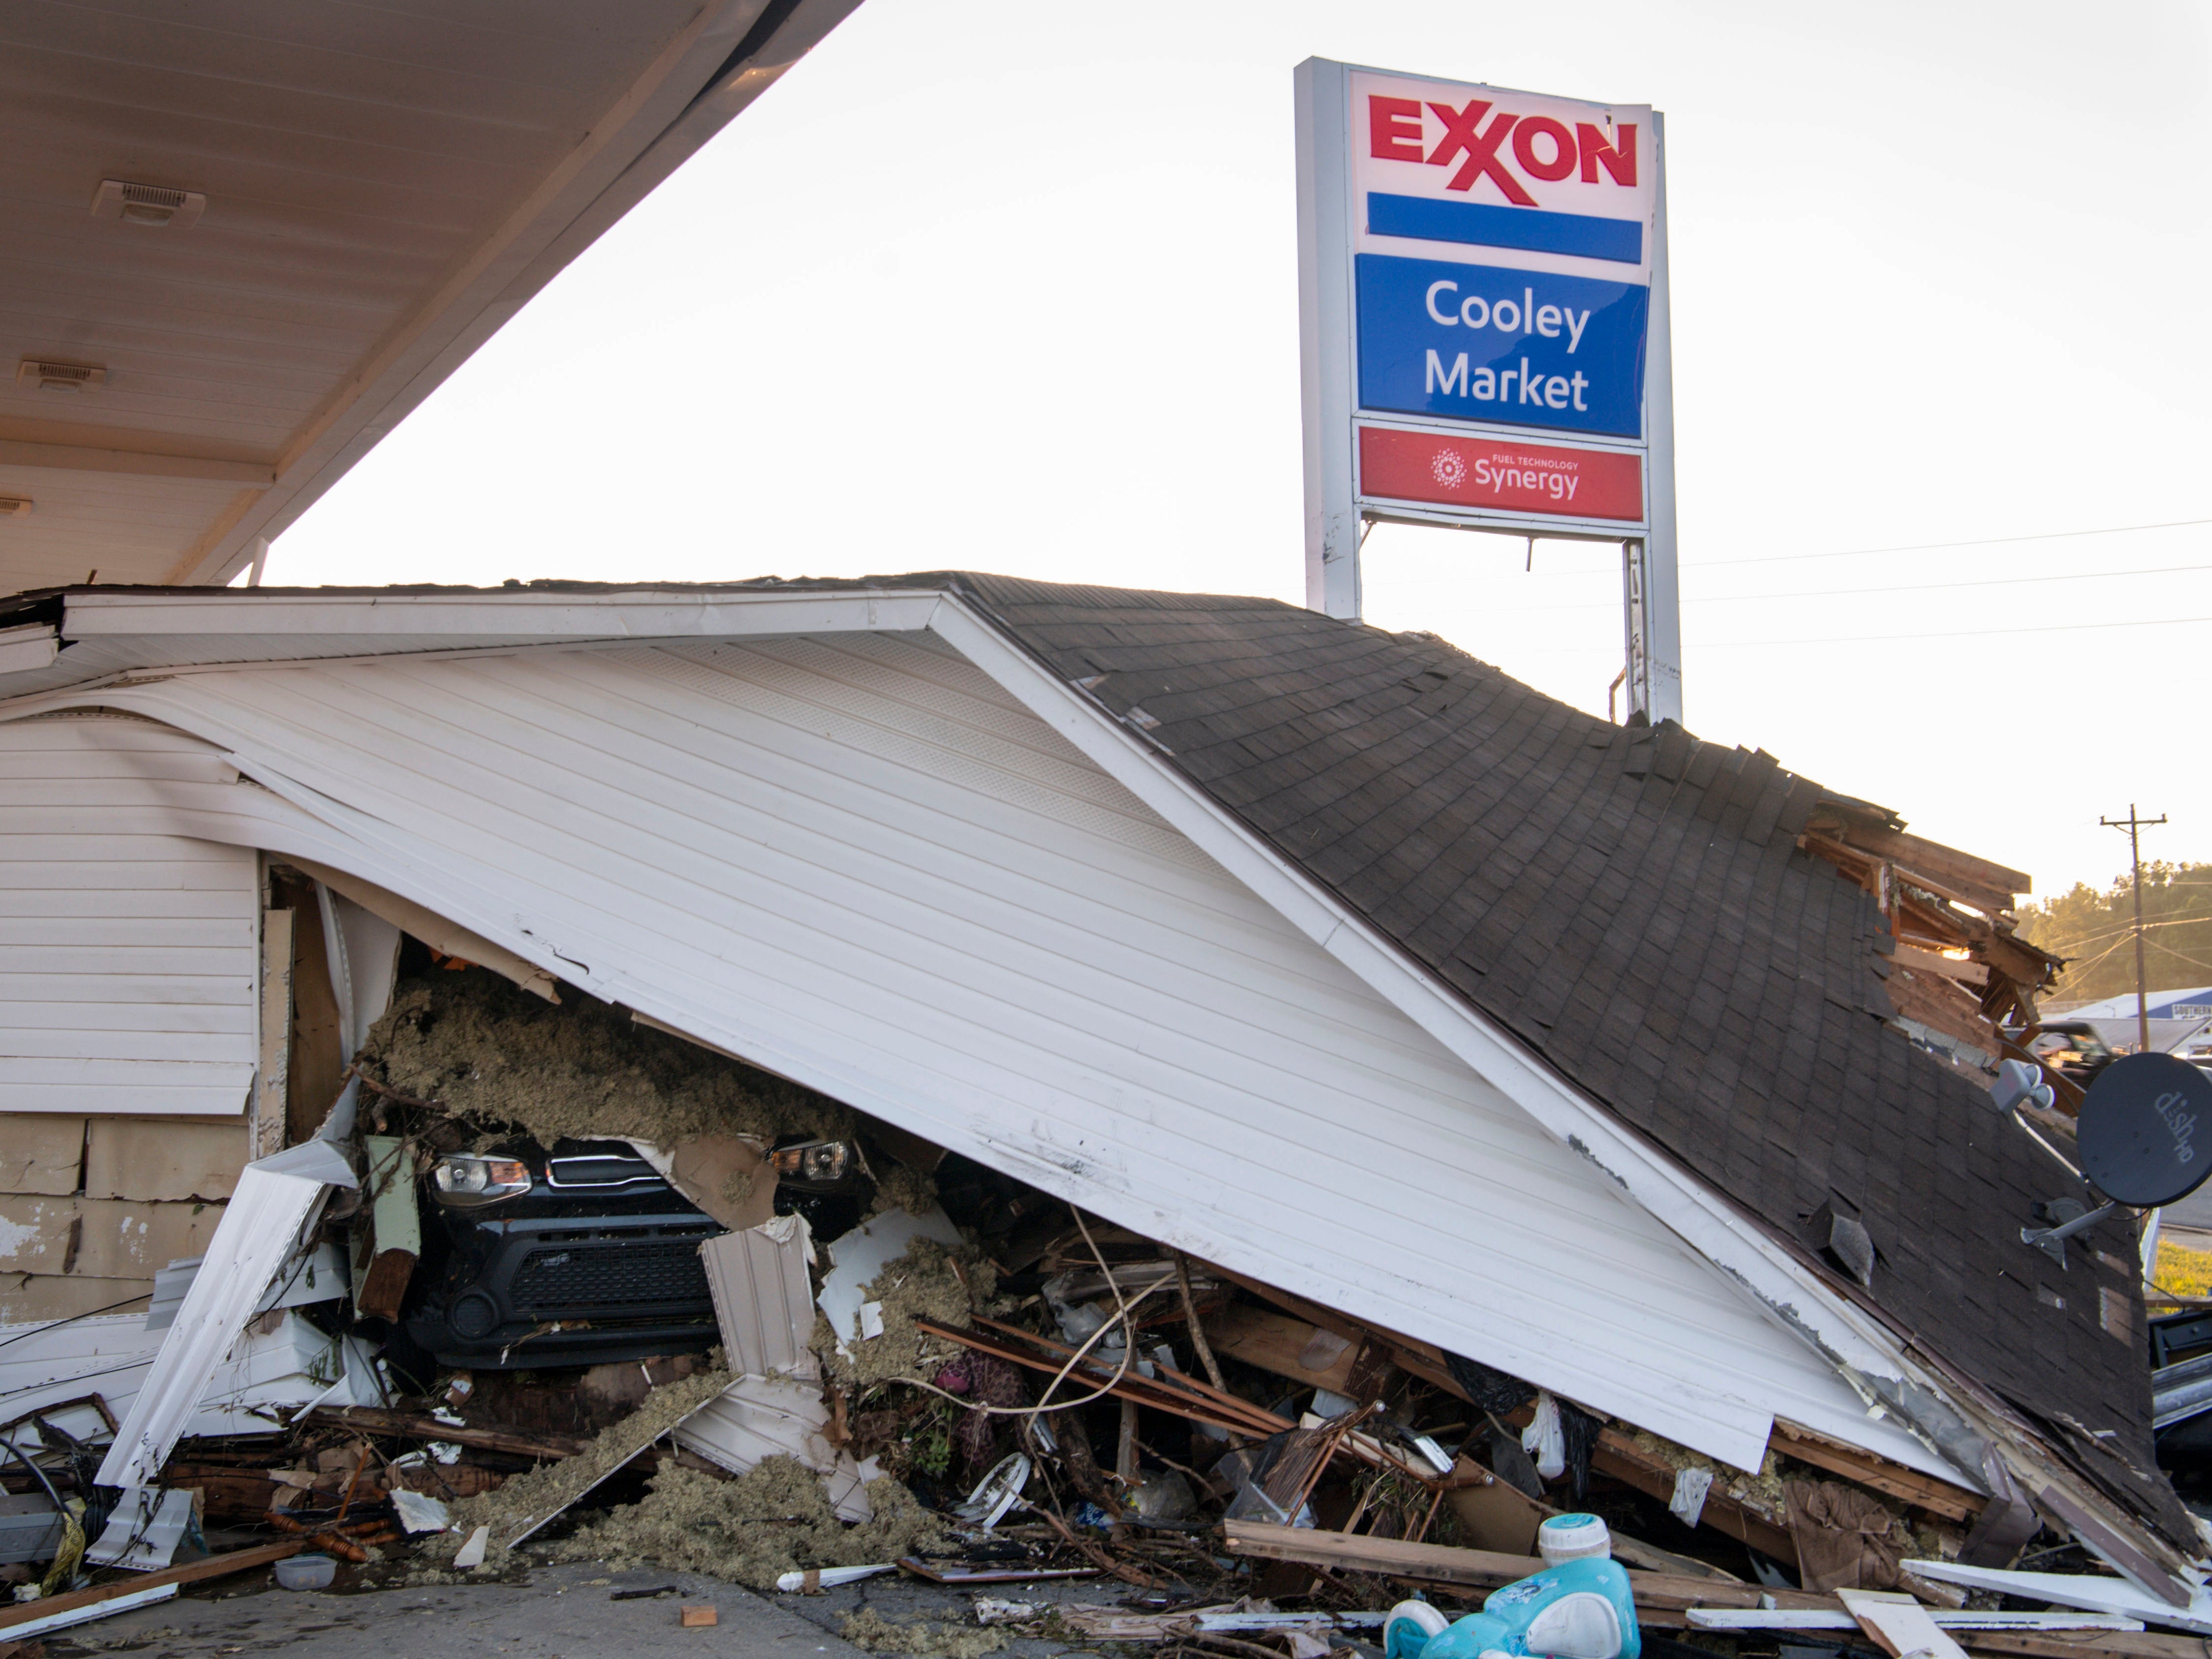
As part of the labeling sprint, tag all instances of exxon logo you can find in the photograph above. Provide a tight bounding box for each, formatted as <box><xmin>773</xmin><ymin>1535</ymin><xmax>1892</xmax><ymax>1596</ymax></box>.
<box><xmin>1367</xmin><ymin>95</ymin><xmax>1636</xmax><ymax>206</ymax></box>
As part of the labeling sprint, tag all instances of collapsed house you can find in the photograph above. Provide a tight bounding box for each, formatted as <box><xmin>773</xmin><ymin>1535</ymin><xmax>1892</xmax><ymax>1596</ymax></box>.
<box><xmin>0</xmin><ymin>574</ymin><xmax>2198</xmax><ymax>1642</ymax></box>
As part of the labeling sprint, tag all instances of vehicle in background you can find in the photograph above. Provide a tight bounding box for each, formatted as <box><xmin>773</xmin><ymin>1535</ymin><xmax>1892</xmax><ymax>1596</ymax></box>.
<box><xmin>2014</xmin><ymin>1020</ymin><xmax>2119</xmax><ymax>1091</ymax></box>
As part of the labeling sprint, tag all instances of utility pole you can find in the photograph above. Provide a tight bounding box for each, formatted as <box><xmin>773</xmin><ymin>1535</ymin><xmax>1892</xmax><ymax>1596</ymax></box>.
<box><xmin>2101</xmin><ymin>804</ymin><xmax>2168</xmax><ymax>1051</ymax></box>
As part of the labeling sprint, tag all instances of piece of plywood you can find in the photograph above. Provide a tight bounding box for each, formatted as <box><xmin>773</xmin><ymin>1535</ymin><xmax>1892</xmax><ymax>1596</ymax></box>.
<box><xmin>1207</xmin><ymin>1304</ymin><xmax>1362</xmax><ymax>1395</ymax></box>
<box><xmin>1447</xmin><ymin>1458</ymin><xmax>1544</xmax><ymax>1555</ymax></box>
<box><xmin>84</xmin><ymin>1120</ymin><xmax>249</xmax><ymax>1202</ymax></box>
<box><xmin>1838</xmin><ymin>1588</ymin><xmax>1972</xmax><ymax>1659</ymax></box>
<box><xmin>0</xmin><ymin>1116</ymin><xmax>83</xmax><ymax>1195</ymax></box>
<box><xmin>667</xmin><ymin>1135</ymin><xmax>778</xmax><ymax>1233</ymax></box>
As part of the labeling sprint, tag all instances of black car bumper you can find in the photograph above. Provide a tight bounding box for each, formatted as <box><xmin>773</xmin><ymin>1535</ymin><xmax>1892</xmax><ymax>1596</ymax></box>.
<box><xmin>406</xmin><ymin>1208</ymin><xmax>724</xmax><ymax>1369</ymax></box>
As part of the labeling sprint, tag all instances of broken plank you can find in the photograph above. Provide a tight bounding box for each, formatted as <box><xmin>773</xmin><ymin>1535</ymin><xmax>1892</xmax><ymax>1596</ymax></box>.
<box><xmin>1839</xmin><ymin>1588</ymin><xmax>1972</xmax><ymax>1659</ymax></box>
<box><xmin>1690</xmin><ymin>1611</ymin><xmax>2142</xmax><ymax>1633</ymax></box>
<box><xmin>1205</xmin><ymin>1304</ymin><xmax>1364</xmax><ymax>1394</ymax></box>
<box><xmin>1961</xmin><ymin>1633</ymin><xmax>2212</xmax><ymax>1659</ymax></box>
<box><xmin>303</xmin><ymin>1406</ymin><xmax>589</xmax><ymax>1460</ymax></box>
<box><xmin>1768</xmin><ymin>1420</ymin><xmax>1983</xmax><ymax>1523</ymax></box>
<box><xmin>0</xmin><ymin>1540</ymin><xmax>301</xmax><ymax>1635</ymax></box>
<box><xmin>1193</xmin><ymin>1260</ymin><xmax>1464</xmax><ymax>1397</ymax></box>
<box><xmin>1222</xmin><ymin>1521</ymin><xmax>1829</xmax><ymax>1614</ymax></box>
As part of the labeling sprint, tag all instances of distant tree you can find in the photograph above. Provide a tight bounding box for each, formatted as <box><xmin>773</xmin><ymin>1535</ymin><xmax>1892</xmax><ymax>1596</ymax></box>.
<box><xmin>2017</xmin><ymin>860</ymin><xmax>2212</xmax><ymax>1004</ymax></box>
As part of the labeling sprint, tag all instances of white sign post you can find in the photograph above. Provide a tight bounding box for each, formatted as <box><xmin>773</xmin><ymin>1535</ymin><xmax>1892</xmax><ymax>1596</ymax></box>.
<box><xmin>1295</xmin><ymin>57</ymin><xmax>1683</xmax><ymax>725</ymax></box>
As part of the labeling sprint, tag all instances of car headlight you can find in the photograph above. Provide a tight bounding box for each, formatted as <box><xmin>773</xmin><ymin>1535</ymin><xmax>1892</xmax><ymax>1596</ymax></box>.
<box><xmin>770</xmin><ymin>1140</ymin><xmax>851</xmax><ymax>1184</ymax></box>
<box><xmin>430</xmin><ymin>1155</ymin><xmax>532</xmax><ymax>1207</ymax></box>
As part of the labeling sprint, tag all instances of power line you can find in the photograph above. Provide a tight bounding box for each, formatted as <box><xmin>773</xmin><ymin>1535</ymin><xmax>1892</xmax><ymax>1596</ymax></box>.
<box><xmin>1682</xmin><ymin>515</ymin><xmax>2212</xmax><ymax>571</ymax></box>
<box><xmin>1515</xmin><ymin>613</ymin><xmax>2212</xmax><ymax>655</ymax></box>
<box><xmin>1496</xmin><ymin>561</ymin><xmax>2212</xmax><ymax>616</ymax></box>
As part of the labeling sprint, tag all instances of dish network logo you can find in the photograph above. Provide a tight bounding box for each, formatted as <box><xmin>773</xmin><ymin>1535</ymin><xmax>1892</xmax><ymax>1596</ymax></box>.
<box><xmin>1368</xmin><ymin>95</ymin><xmax>1636</xmax><ymax>206</ymax></box>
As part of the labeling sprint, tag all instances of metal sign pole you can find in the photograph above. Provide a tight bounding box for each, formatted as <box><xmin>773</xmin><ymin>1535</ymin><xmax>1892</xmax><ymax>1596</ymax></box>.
<box><xmin>1296</xmin><ymin>60</ymin><xmax>1360</xmax><ymax>620</ymax></box>
<box><xmin>1295</xmin><ymin>57</ymin><xmax>1684</xmax><ymax>718</ymax></box>
<box><xmin>1639</xmin><ymin>113</ymin><xmax>1683</xmax><ymax>726</ymax></box>
<box><xmin>1621</xmin><ymin>540</ymin><xmax>1649</xmax><ymax>722</ymax></box>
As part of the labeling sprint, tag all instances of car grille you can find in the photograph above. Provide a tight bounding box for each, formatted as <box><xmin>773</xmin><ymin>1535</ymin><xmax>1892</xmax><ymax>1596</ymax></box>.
<box><xmin>510</xmin><ymin>1238</ymin><xmax>711</xmax><ymax>1314</ymax></box>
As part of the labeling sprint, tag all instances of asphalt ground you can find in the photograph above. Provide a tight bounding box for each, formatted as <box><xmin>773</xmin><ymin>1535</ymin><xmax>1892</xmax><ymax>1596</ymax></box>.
<box><xmin>35</xmin><ymin>1553</ymin><xmax>1181</xmax><ymax>1659</ymax></box>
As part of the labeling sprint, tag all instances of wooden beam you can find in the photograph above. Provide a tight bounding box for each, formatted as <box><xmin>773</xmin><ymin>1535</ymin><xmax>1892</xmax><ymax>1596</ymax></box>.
<box><xmin>0</xmin><ymin>1540</ymin><xmax>300</xmax><ymax>1634</ymax></box>
<box><xmin>1222</xmin><ymin>1520</ymin><xmax>1832</xmax><ymax>1613</ymax></box>
<box><xmin>1808</xmin><ymin>821</ymin><xmax>2027</xmax><ymax>913</ymax></box>
<box><xmin>303</xmin><ymin>1405</ymin><xmax>589</xmax><ymax>1460</ymax></box>
<box><xmin>1192</xmin><ymin>1259</ymin><xmax>1464</xmax><ymax>1397</ymax></box>
<box><xmin>1892</xmin><ymin>946</ymin><xmax>1990</xmax><ymax>987</ymax></box>
<box><xmin>1768</xmin><ymin>1420</ymin><xmax>1983</xmax><ymax>1523</ymax></box>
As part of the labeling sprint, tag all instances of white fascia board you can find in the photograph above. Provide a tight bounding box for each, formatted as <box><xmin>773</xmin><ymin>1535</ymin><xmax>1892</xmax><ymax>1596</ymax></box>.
<box><xmin>0</xmin><ymin>624</ymin><xmax>57</xmax><ymax>674</ymax></box>
<box><xmin>63</xmin><ymin>588</ymin><xmax>942</xmax><ymax>643</ymax></box>
<box><xmin>927</xmin><ymin>595</ymin><xmax>1965</xmax><ymax>1473</ymax></box>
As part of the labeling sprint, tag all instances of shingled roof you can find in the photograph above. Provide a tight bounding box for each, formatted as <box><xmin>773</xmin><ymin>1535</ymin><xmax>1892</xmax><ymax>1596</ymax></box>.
<box><xmin>939</xmin><ymin>571</ymin><xmax>2184</xmax><ymax>1541</ymax></box>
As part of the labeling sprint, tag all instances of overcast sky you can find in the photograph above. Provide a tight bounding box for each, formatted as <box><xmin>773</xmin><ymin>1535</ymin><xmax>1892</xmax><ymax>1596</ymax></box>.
<box><xmin>268</xmin><ymin>0</ymin><xmax>2212</xmax><ymax>913</ymax></box>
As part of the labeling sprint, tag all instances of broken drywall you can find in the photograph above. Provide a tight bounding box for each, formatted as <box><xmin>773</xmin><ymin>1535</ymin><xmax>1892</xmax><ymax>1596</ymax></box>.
<box><xmin>0</xmin><ymin>1118</ymin><xmax>83</xmax><ymax>1196</ymax></box>
<box><xmin>84</xmin><ymin>1120</ymin><xmax>249</xmax><ymax>1203</ymax></box>
<box><xmin>0</xmin><ymin>1196</ymin><xmax>223</xmax><ymax>1281</ymax></box>
<box><xmin>358</xmin><ymin>970</ymin><xmax>852</xmax><ymax>1149</ymax></box>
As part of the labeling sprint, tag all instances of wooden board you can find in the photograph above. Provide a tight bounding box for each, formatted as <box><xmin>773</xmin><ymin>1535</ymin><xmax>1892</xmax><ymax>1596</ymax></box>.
<box><xmin>0</xmin><ymin>1540</ymin><xmax>299</xmax><ymax>1634</ymax></box>
<box><xmin>1768</xmin><ymin>1420</ymin><xmax>1983</xmax><ymax>1524</ymax></box>
<box><xmin>1206</xmin><ymin>1304</ymin><xmax>1364</xmax><ymax>1394</ymax></box>
<box><xmin>1840</xmin><ymin>1588</ymin><xmax>1972</xmax><ymax>1659</ymax></box>
<box><xmin>1221</xmin><ymin>1520</ymin><xmax>1833</xmax><ymax>1615</ymax></box>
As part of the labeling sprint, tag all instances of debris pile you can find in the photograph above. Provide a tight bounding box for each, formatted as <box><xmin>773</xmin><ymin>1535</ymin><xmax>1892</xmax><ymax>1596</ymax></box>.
<box><xmin>2</xmin><ymin>962</ymin><xmax>2202</xmax><ymax>1657</ymax></box>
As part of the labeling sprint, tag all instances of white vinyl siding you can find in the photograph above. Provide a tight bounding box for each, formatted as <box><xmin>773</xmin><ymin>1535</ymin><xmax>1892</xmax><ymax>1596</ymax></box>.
<box><xmin>0</xmin><ymin>638</ymin><xmax>1940</xmax><ymax>1477</ymax></box>
<box><xmin>0</xmin><ymin>716</ymin><xmax>255</xmax><ymax>1115</ymax></box>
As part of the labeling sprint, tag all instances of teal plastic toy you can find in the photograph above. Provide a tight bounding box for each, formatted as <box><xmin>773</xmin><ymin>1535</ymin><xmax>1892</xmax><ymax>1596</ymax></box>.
<box><xmin>1382</xmin><ymin>1554</ymin><xmax>1640</xmax><ymax>1659</ymax></box>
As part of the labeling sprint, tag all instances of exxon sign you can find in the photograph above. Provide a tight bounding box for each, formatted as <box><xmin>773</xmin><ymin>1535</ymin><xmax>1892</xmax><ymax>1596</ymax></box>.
<box><xmin>1294</xmin><ymin>57</ymin><xmax>1681</xmax><ymax>726</ymax></box>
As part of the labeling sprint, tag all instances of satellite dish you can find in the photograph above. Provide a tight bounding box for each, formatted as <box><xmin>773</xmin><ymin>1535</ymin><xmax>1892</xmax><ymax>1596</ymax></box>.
<box><xmin>2016</xmin><ymin>1052</ymin><xmax>2212</xmax><ymax>1266</ymax></box>
<box><xmin>2076</xmin><ymin>1052</ymin><xmax>2212</xmax><ymax>1208</ymax></box>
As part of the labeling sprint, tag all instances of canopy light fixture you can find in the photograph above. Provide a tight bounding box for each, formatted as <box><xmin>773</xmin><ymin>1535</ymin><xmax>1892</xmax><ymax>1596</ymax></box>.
<box><xmin>91</xmin><ymin>178</ymin><xmax>205</xmax><ymax>228</ymax></box>
<box><xmin>17</xmin><ymin>359</ymin><xmax>106</xmax><ymax>393</ymax></box>
<box><xmin>0</xmin><ymin>496</ymin><xmax>32</xmax><ymax>517</ymax></box>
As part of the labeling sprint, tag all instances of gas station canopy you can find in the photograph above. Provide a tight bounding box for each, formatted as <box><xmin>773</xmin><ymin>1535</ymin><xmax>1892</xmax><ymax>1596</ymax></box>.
<box><xmin>0</xmin><ymin>0</ymin><xmax>859</xmax><ymax>599</ymax></box>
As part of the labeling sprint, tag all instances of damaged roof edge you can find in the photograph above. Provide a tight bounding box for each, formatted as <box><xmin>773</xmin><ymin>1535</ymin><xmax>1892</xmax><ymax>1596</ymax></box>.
<box><xmin>0</xmin><ymin>576</ymin><xmax>2188</xmax><ymax>1588</ymax></box>
<box><xmin>922</xmin><ymin>592</ymin><xmax>2202</xmax><ymax>1601</ymax></box>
